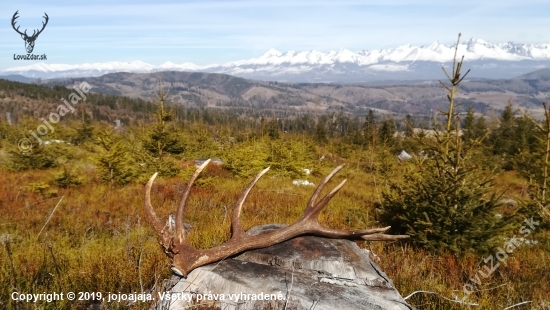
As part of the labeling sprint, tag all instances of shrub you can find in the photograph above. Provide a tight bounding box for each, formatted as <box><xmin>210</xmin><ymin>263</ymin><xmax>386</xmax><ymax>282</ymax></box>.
<box><xmin>23</xmin><ymin>181</ymin><xmax>58</xmax><ymax>198</ymax></box>
<box><xmin>92</xmin><ymin>130</ymin><xmax>139</xmax><ymax>186</ymax></box>
<box><xmin>52</xmin><ymin>165</ymin><xmax>83</xmax><ymax>188</ymax></box>
<box><xmin>8</xmin><ymin>144</ymin><xmax>60</xmax><ymax>171</ymax></box>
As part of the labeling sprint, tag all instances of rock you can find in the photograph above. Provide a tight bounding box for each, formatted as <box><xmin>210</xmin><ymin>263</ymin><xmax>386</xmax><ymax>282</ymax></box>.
<box><xmin>152</xmin><ymin>224</ymin><xmax>410</xmax><ymax>310</ymax></box>
<box><xmin>292</xmin><ymin>180</ymin><xmax>315</xmax><ymax>186</ymax></box>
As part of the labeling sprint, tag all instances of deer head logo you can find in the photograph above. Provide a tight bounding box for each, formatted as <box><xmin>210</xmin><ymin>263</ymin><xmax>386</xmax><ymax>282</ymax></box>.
<box><xmin>11</xmin><ymin>11</ymin><xmax>49</xmax><ymax>54</ymax></box>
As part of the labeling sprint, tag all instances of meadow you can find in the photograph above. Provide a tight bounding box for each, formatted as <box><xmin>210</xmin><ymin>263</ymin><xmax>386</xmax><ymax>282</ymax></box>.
<box><xmin>1</xmin><ymin>53</ymin><xmax>549</xmax><ymax>309</ymax></box>
<box><xmin>0</xmin><ymin>138</ymin><xmax>549</xmax><ymax>309</ymax></box>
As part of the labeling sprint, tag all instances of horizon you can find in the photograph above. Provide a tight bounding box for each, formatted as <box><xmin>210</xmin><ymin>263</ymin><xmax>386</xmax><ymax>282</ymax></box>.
<box><xmin>2</xmin><ymin>0</ymin><xmax>550</xmax><ymax>71</ymax></box>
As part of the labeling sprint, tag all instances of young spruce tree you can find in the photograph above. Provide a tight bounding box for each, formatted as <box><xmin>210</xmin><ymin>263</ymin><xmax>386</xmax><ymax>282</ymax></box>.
<box><xmin>377</xmin><ymin>34</ymin><xmax>516</xmax><ymax>254</ymax></box>
<box><xmin>93</xmin><ymin>129</ymin><xmax>138</xmax><ymax>186</ymax></box>
<box><xmin>140</xmin><ymin>81</ymin><xmax>183</xmax><ymax>177</ymax></box>
<box><xmin>518</xmin><ymin>103</ymin><xmax>550</xmax><ymax>223</ymax></box>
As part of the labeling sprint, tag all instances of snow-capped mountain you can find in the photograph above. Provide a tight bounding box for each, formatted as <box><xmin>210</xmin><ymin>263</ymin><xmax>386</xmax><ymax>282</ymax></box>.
<box><xmin>3</xmin><ymin>38</ymin><xmax>550</xmax><ymax>83</ymax></box>
<box><xmin>225</xmin><ymin>38</ymin><xmax>550</xmax><ymax>66</ymax></box>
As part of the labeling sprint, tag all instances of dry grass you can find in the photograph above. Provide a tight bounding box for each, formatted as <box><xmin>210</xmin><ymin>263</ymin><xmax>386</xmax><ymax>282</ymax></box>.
<box><xmin>1</xmin><ymin>158</ymin><xmax>548</xmax><ymax>310</ymax></box>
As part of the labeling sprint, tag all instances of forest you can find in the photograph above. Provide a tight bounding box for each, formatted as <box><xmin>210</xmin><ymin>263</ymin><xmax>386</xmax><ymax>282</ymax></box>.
<box><xmin>0</xmin><ymin>56</ymin><xmax>549</xmax><ymax>310</ymax></box>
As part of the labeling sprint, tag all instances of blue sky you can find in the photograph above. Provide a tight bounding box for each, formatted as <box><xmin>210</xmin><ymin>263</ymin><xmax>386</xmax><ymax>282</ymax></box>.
<box><xmin>1</xmin><ymin>0</ymin><xmax>550</xmax><ymax>70</ymax></box>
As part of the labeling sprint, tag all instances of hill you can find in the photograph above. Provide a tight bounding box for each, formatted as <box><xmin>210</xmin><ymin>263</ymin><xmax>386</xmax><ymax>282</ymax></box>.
<box><xmin>516</xmin><ymin>68</ymin><xmax>550</xmax><ymax>81</ymax></box>
<box><xmin>0</xmin><ymin>74</ymin><xmax>38</xmax><ymax>83</ymax></box>
<box><xmin>38</xmin><ymin>71</ymin><xmax>550</xmax><ymax>117</ymax></box>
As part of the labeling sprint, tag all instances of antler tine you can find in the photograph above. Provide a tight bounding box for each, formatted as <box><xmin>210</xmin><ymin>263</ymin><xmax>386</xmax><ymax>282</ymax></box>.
<box><xmin>39</xmin><ymin>13</ymin><xmax>49</xmax><ymax>32</ymax></box>
<box><xmin>305</xmin><ymin>164</ymin><xmax>344</xmax><ymax>213</ymax></box>
<box><xmin>11</xmin><ymin>11</ymin><xmax>24</xmax><ymax>36</ymax></box>
<box><xmin>175</xmin><ymin>159</ymin><xmax>211</xmax><ymax>243</ymax></box>
<box><xmin>361</xmin><ymin>234</ymin><xmax>410</xmax><ymax>241</ymax></box>
<box><xmin>231</xmin><ymin>167</ymin><xmax>270</xmax><ymax>237</ymax></box>
<box><xmin>31</xmin><ymin>13</ymin><xmax>49</xmax><ymax>38</ymax></box>
<box><xmin>302</xmin><ymin>179</ymin><xmax>347</xmax><ymax>220</ymax></box>
<box><xmin>144</xmin><ymin>172</ymin><xmax>165</xmax><ymax>239</ymax></box>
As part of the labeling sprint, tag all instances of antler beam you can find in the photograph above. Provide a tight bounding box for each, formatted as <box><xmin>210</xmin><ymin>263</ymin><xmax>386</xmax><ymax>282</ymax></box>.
<box><xmin>145</xmin><ymin>160</ymin><xmax>409</xmax><ymax>277</ymax></box>
<box><xmin>31</xmin><ymin>13</ymin><xmax>49</xmax><ymax>38</ymax></box>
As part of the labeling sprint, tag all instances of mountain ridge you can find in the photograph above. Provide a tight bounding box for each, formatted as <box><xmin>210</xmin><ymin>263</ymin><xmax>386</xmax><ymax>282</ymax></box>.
<box><xmin>30</xmin><ymin>70</ymin><xmax>550</xmax><ymax>118</ymax></box>
<box><xmin>516</xmin><ymin>68</ymin><xmax>550</xmax><ymax>80</ymax></box>
<box><xmin>3</xmin><ymin>37</ymin><xmax>550</xmax><ymax>83</ymax></box>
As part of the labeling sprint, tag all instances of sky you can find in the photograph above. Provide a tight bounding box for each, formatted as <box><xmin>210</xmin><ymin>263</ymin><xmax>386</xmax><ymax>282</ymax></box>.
<box><xmin>1</xmin><ymin>0</ymin><xmax>550</xmax><ymax>70</ymax></box>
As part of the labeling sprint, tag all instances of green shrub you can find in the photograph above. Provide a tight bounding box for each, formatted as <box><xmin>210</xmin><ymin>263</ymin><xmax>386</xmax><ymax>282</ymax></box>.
<box><xmin>8</xmin><ymin>144</ymin><xmax>60</xmax><ymax>171</ymax></box>
<box><xmin>23</xmin><ymin>181</ymin><xmax>58</xmax><ymax>198</ymax></box>
<box><xmin>222</xmin><ymin>138</ymin><xmax>269</xmax><ymax>178</ymax></box>
<box><xmin>92</xmin><ymin>130</ymin><xmax>139</xmax><ymax>186</ymax></box>
<box><xmin>53</xmin><ymin>166</ymin><xmax>83</xmax><ymax>188</ymax></box>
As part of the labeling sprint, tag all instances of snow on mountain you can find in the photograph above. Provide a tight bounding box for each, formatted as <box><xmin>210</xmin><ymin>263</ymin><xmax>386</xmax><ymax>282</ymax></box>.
<box><xmin>9</xmin><ymin>60</ymin><xmax>156</xmax><ymax>73</ymax></box>
<box><xmin>156</xmin><ymin>61</ymin><xmax>217</xmax><ymax>71</ymax></box>
<box><xmin>3</xmin><ymin>38</ymin><xmax>550</xmax><ymax>81</ymax></box>
<box><xmin>369</xmin><ymin>64</ymin><xmax>410</xmax><ymax>72</ymax></box>
<box><xmin>222</xmin><ymin>38</ymin><xmax>550</xmax><ymax>67</ymax></box>
<box><xmin>4</xmin><ymin>60</ymin><xmax>212</xmax><ymax>75</ymax></box>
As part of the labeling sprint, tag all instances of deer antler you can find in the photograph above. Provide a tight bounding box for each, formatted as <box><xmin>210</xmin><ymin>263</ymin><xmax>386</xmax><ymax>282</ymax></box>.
<box><xmin>11</xmin><ymin>11</ymin><xmax>48</xmax><ymax>40</ymax></box>
<box><xmin>145</xmin><ymin>160</ymin><xmax>409</xmax><ymax>277</ymax></box>
<box><xmin>11</xmin><ymin>11</ymin><xmax>25</xmax><ymax>37</ymax></box>
<box><xmin>30</xmin><ymin>12</ymin><xmax>49</xmax><ymax>39</ymax></box>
